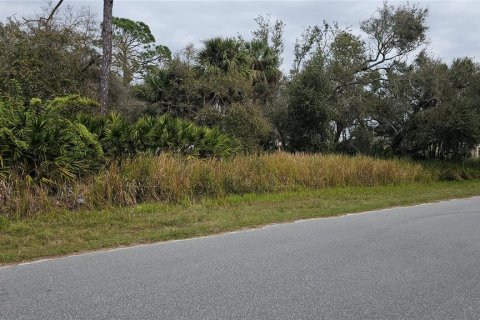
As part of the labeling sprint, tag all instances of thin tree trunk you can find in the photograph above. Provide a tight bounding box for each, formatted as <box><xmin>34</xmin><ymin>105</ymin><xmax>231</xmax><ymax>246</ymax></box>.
<box><xmin>334</xmin><ymin>122</ymin><xmax>344</xmax><ymax>143</ymax></box>
<box><xmin>100</xmin><ymin>0</ymin><xmax>114</xmax><ymax>114</ymax></box>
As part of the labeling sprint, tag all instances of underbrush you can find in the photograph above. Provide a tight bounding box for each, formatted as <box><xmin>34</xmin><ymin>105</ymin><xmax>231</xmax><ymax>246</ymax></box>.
<box><xmin>418</xmin><ymin>159</ymin><xmax>480</xmax><ymax>181</ymax></box>
<box><xmin>0</xmin><ymin>153</ymin><xmax>431</xmax><ymax>217</ymax></box>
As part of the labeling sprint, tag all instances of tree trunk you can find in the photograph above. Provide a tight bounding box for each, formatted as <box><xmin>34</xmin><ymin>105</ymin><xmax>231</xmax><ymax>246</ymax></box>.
<box><xmin>334</xmin><ymin>122</ymin><xmax>344</xmax><ymax>144</ymax></box>
<box><xmin>100</xmin><ymin>0</ymin><xmax>114</xmax><ymax>114</ymax></box>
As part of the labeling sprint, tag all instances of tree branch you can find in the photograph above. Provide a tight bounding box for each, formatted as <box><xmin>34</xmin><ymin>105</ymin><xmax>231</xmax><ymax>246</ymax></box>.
<box><xmin>46</xmin><ymin>0</ymin><xmax>65</xmax><ymax>25</ymax></box>
<box><xmin>81</xmin><ymin>57</ymin><xmax>97</xmax><ymax>72</ymax></box>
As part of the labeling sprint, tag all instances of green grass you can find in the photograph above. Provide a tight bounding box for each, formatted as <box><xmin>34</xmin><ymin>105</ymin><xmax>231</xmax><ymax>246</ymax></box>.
<box><xmin>1</xmin><ymin>180</ymin><xmax>480</xmax><ymax>265</ymax></box>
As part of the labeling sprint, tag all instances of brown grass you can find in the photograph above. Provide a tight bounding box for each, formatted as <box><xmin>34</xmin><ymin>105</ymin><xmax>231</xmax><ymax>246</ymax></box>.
<box><xmin>0</xmin><ymin>152</ymin><xmax>431</xmax><ymax>217</ymax></box>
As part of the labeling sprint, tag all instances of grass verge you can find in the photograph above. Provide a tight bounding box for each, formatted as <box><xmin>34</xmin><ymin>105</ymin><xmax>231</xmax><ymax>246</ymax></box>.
<box><xmin>1</xmin><ymin>180</ymin><xmax>480</xmax><ymax>265</ymax></box>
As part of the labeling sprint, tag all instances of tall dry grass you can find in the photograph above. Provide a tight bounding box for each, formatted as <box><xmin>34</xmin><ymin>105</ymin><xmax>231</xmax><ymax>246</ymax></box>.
<box><xmin>0</xmin><ymin>153</ymin><xmax>432</xmax><ymax>217</ymax></box>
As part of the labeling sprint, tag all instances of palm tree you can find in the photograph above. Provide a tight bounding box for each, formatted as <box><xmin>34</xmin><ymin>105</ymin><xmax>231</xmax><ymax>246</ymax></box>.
<box><xmin>245</xmin><ymin>39</ymin><xmax>282</xmax><ymax>103</ymax></box>
<box><xmin>197</xmin><ymin>37</ymin><xmax>251</xmax><ymax>112</ymax></box>
<box><xmin>246</xmin><ymin>39</ymin><xmax>281</xmax><ymax>85</ymax></box>
<box><xmin>197</xmin><ymin>37</ymin><xmax>249</xmax><ymax>74</ymax></box>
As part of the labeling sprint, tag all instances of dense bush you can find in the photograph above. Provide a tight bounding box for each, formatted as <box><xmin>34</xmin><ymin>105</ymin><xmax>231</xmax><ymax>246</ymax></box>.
<box><xmin>0</xmin><ymin>95</ymin><xmax>239</xmax><ymax>189</ymax></box>
<box><xmin>418</xmin><ymin>159</ymin><xmax>480</xmax><ymax>181</ymax></box>
<box><xmin>223</xmin><ymin>103</ymin><xmax>274</xmax><ymax>152</ymax></box>
<box><xmin>48</xmin><ymin>94</ymin><xmax>100</xmax><ymax>119</ymax></box>
<box><xmin>0</xmin><ymin>97</ymin><xmax>104</xmax><ymax>185</ymax></box>
<box><xmin>76</xmin><ymin>112</ymin><xmax>240</xmax><ymax>158</ymax></box>
<box><xmin>195</xmin><ymin>103</ymin><xmax>274</xmax><ymax>152</ymax></box>
<box><xmin>133</xmin><ymin>114</ymin><xmax>239</xmax><ymax>157</ymax></box>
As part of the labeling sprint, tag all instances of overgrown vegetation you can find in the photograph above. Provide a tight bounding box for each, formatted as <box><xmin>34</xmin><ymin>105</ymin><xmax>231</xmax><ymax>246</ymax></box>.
<box><xmin>2</xmin><ymin>3</ymin><xmax>479</xmax><ymax>159</ymax></box>
<box><xmin>1</xmin><ymin>152</ymin><xmax>431</xmax><ymax>217</ymax></box>
<box><xmin>1</xmin><ymin>2</ymin><xmax>480</xmax><ymax>221</ymax></box>
<box><xmin>0</xmin><ymin>94</ymin><xmax>238</xmax><ymax>216</ymax></box>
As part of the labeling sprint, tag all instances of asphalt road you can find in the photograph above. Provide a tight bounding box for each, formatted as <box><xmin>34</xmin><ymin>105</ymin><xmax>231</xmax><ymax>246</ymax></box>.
<box><xmin>2</xmin><ymin>197</ymin><xmax>480</xmax><ymax>320</ymax></box>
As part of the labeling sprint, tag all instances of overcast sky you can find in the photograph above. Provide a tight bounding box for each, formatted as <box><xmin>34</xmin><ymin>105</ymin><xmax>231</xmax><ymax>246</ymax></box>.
<box><xmin>1</xmin><ymin>0</ymin><xmax>478</xmax><ymax>71</ymax></box>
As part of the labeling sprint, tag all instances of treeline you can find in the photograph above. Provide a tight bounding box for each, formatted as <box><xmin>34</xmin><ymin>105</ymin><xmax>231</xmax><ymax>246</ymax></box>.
<box><xmin>1</xmin><ymin>2</ymin><xmax>479</xmax><ymax>160</ymax></box>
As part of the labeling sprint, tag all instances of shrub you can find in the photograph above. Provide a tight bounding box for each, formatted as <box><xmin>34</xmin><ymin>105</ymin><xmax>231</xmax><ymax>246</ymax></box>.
<box><xmin>0</xmin><ymin>97</ymin><xmax>104</xmax><ymax>186</ymax></box>
<box><xmin>77</xmin><ymin>112</ymin><xmax>240</xmax><ymax>158</ymax></box>
<box><xmin>223</xmin><ymin>103</ymin><xmax>273</xmax><ymax>152</ymax></box>
<box><xmin>195</xmin><ymin>103</ymin><xmax>274</xmax><ymax>153</ymax></box>
<box><xmin>48</xmin><ymin>94</ymin><xmax>100</xmax><ymax>119</ymax></box>
<box><xmin>102</xmin><ymin>112</ymin><xmax>136</xmax><ymax>158</ymax></box>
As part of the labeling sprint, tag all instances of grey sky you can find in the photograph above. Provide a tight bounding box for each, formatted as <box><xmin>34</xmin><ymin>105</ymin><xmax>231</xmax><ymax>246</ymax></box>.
<box><xmin>1</xmin><ymin>0</ymin><xmax>478</xmax><ymax>71</ymax></box>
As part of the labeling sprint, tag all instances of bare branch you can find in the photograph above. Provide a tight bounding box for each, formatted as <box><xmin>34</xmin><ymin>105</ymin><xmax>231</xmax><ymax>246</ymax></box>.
<box><xmin>46</xmin><ymin>0</ymin><xmax>65</xmax><ymax>25</ymax></box>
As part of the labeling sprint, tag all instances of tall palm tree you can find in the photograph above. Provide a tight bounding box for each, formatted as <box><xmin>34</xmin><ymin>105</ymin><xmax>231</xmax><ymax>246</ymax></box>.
<box><xmin>245</xmin><ymin>39</ymin><xmax>281</xmax><ymax>85</ymax></box>
<box><xmin>245</xmin><ymin>39</ymin><xmax>282</xmax><ymax>103</ymax></box>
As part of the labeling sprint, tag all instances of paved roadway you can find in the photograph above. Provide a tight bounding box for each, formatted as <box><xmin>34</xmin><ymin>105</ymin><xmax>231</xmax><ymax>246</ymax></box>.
<box><xmin>1</xmin><ymin>197</ymin><xmax>480</xmax><ymax>319</ymax></box>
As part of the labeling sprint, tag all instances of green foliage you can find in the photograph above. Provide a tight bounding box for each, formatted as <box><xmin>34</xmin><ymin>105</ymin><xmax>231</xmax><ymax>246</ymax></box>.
<box><xmin>246</xmin><ymin>39</ymin><xmax>282</xmax><ymax>103</ymax></box>
<box><xmin>103</xmin><ymin>112</ymin><xmax>135</xmax><ymax>158</ymax></box>
<box><xmin>112</xmin><ymin>17</ymin><xmax>171</xmax><ymax>85</ymax></box>
<box><xmin>198</xmin><ymin>37</ymin><xmax>250</xmax><ymax>74</ymax></box>
<box><xmin>130</xmin><ymin>114</ymin><xmax>239</xmax><ymax>158</ymax></box>
<box><xmin>76</xmin><ymin>112</ymin><xmax>240</xmax><ymax>158</ymax></box>
<box><xmin>223</xmin><ymin>103</ymin><xmax>273</xmax><ymax>152</ymax></box>
<box><xmin>374</xmin><ymin>54</ymin><xmax>480</xmax><ymax>159</ymax></box>
<box><xmin>1</xmin><ymin>2</ymin><xmax>479</xmax><ymax>164</ymax></box>
<box><xmin>272</xmin><ymin>2</ymin><xmax>480</xmax><ymax>159</ymax></box>
<box><xmin>0</xmin><ymin>91</ymin><xmax>239</xmax><ymax>193</ymax></box>
<box><xmin>135</xmin><ymin>59</ymin><xmax>203</xmax><ymax>118</ymax></box>
<box><xmin>0</xmin><ymin>16</ymin><xmax>99</xmax><ymax>101</ymax></box>
<box><xmin>361</xmin><ymin>2</ymin><xmax>428</xmax><ymax>54</ymax></box>
<box><xmin>0</xmin><ymin>97</ymin><xmax>104</xmax><ymax>185</ymax></box>
<box><xmin>195</xmin><ymin>103</ymin><xmax>275</xmax><ymax>153</ymax></box>
<box><xmin>137</xmin><ymin>29</ymin><xmax>284</xmax><ymax>119</ymax></box>
<box><xmin>286</xmin><ymin>53</ymin><xmax>333</xmax><ymax>152</ymax></box>
<box><xmin>113</xmin><ymin>17</ymin><xmax>156</xmax><ymax>43</ymax></box>
<box><xmin>48</xmin><ymin>94</ymin><xmax>100</xmax><ymax>118</ymax></box>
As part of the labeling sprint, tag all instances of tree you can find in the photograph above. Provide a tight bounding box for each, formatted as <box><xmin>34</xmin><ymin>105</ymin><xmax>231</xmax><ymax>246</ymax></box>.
<box><xmin>286</xmin><ymin>52</ymin><xmax>333</xmax><ymax>152</ymax></box>
<box><xmin>372</xmin><ymin>52</ymin><xmax>480</xmax><ymax>159</ymax></box>
<box><xmin>247</xmin><ymin>15</ymin><xmax>284</xmax><ymax>104</ymax></box>
<box><xmin>325</xmin><ymin>30</ymin><xmax>368</xmax><ymax>146</ymax></box>
<box><xmin>137</xmin><ymin>38</ymin><xmax>250</xmax><ymax>119</ymax></box>
<box><xmin>223</xmin><ymin>103</ymin><xmax>273</xmax><ymax>152</ymax></box>
<box><xmin>360</xmin><ymin>2</ymin><xmax>428</xmax><ymax>74</ymax></box>
<box><xmin>198</xmin><ymin>37</ymin><xmax>250</xmax><ymax>74</ymax></box>
<box><xmin>112</xmin><ymin>17</ymin><xmax>171</xmax><ymax>85</ymax></box>
<box><xmin>136</xmin><ymin>56</ymin><xmax>203</xmax><ymax>118</ymax></box>
<box><xmin>244</xmin><ymin>40</ymin><xmax>279</xmax><ymax>103</ymax></box>
<box><xmin>100</xmin><ymin>0</ymin><xmax>113</xmax><ymax>114</ymax></box>
<box><xmin>280</xmin><ymin>2</ymin><xmax>429</xmax><ymax>153</ymax></box>
<box><xmin>291</xmin><ymin>24</ymin><xmax>324</xmax><ymax>75</ymax></box>
<box><xmin>252</xmin><ymin>14</ymin><xmax>284</xmax><ymax>59</ymax></box>
<box><xmin>0</xmin><ymin>6</ymin><xmax>100</xmax><ymax>100</ymax></box>
<box><xmin>285</xmin><ymin>26</ymin><xmax>369</xmax><ymax>151</ymax></box>
<box><xmin>197</xmin><ymin>37</ymin><xmax>251</xmax><ymax>112</ymax></box>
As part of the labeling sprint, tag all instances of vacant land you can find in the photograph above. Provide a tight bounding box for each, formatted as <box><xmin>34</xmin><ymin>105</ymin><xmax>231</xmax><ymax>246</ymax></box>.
<box><xmin>2</xmin><ymin>180</ymin><xmax>480</xmax><ymax>265</ymax></box>
<box><xmin>1</xmin><ymin>153</ymin><xmax>429</xmax><ymax>217</ymax></box>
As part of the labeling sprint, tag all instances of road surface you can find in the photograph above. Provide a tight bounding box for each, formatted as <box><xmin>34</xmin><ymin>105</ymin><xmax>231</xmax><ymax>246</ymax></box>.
<box><xmin>1</xmin><ymin>197</ymin><xmax>480</xmax><ymax>319</ymax></box>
